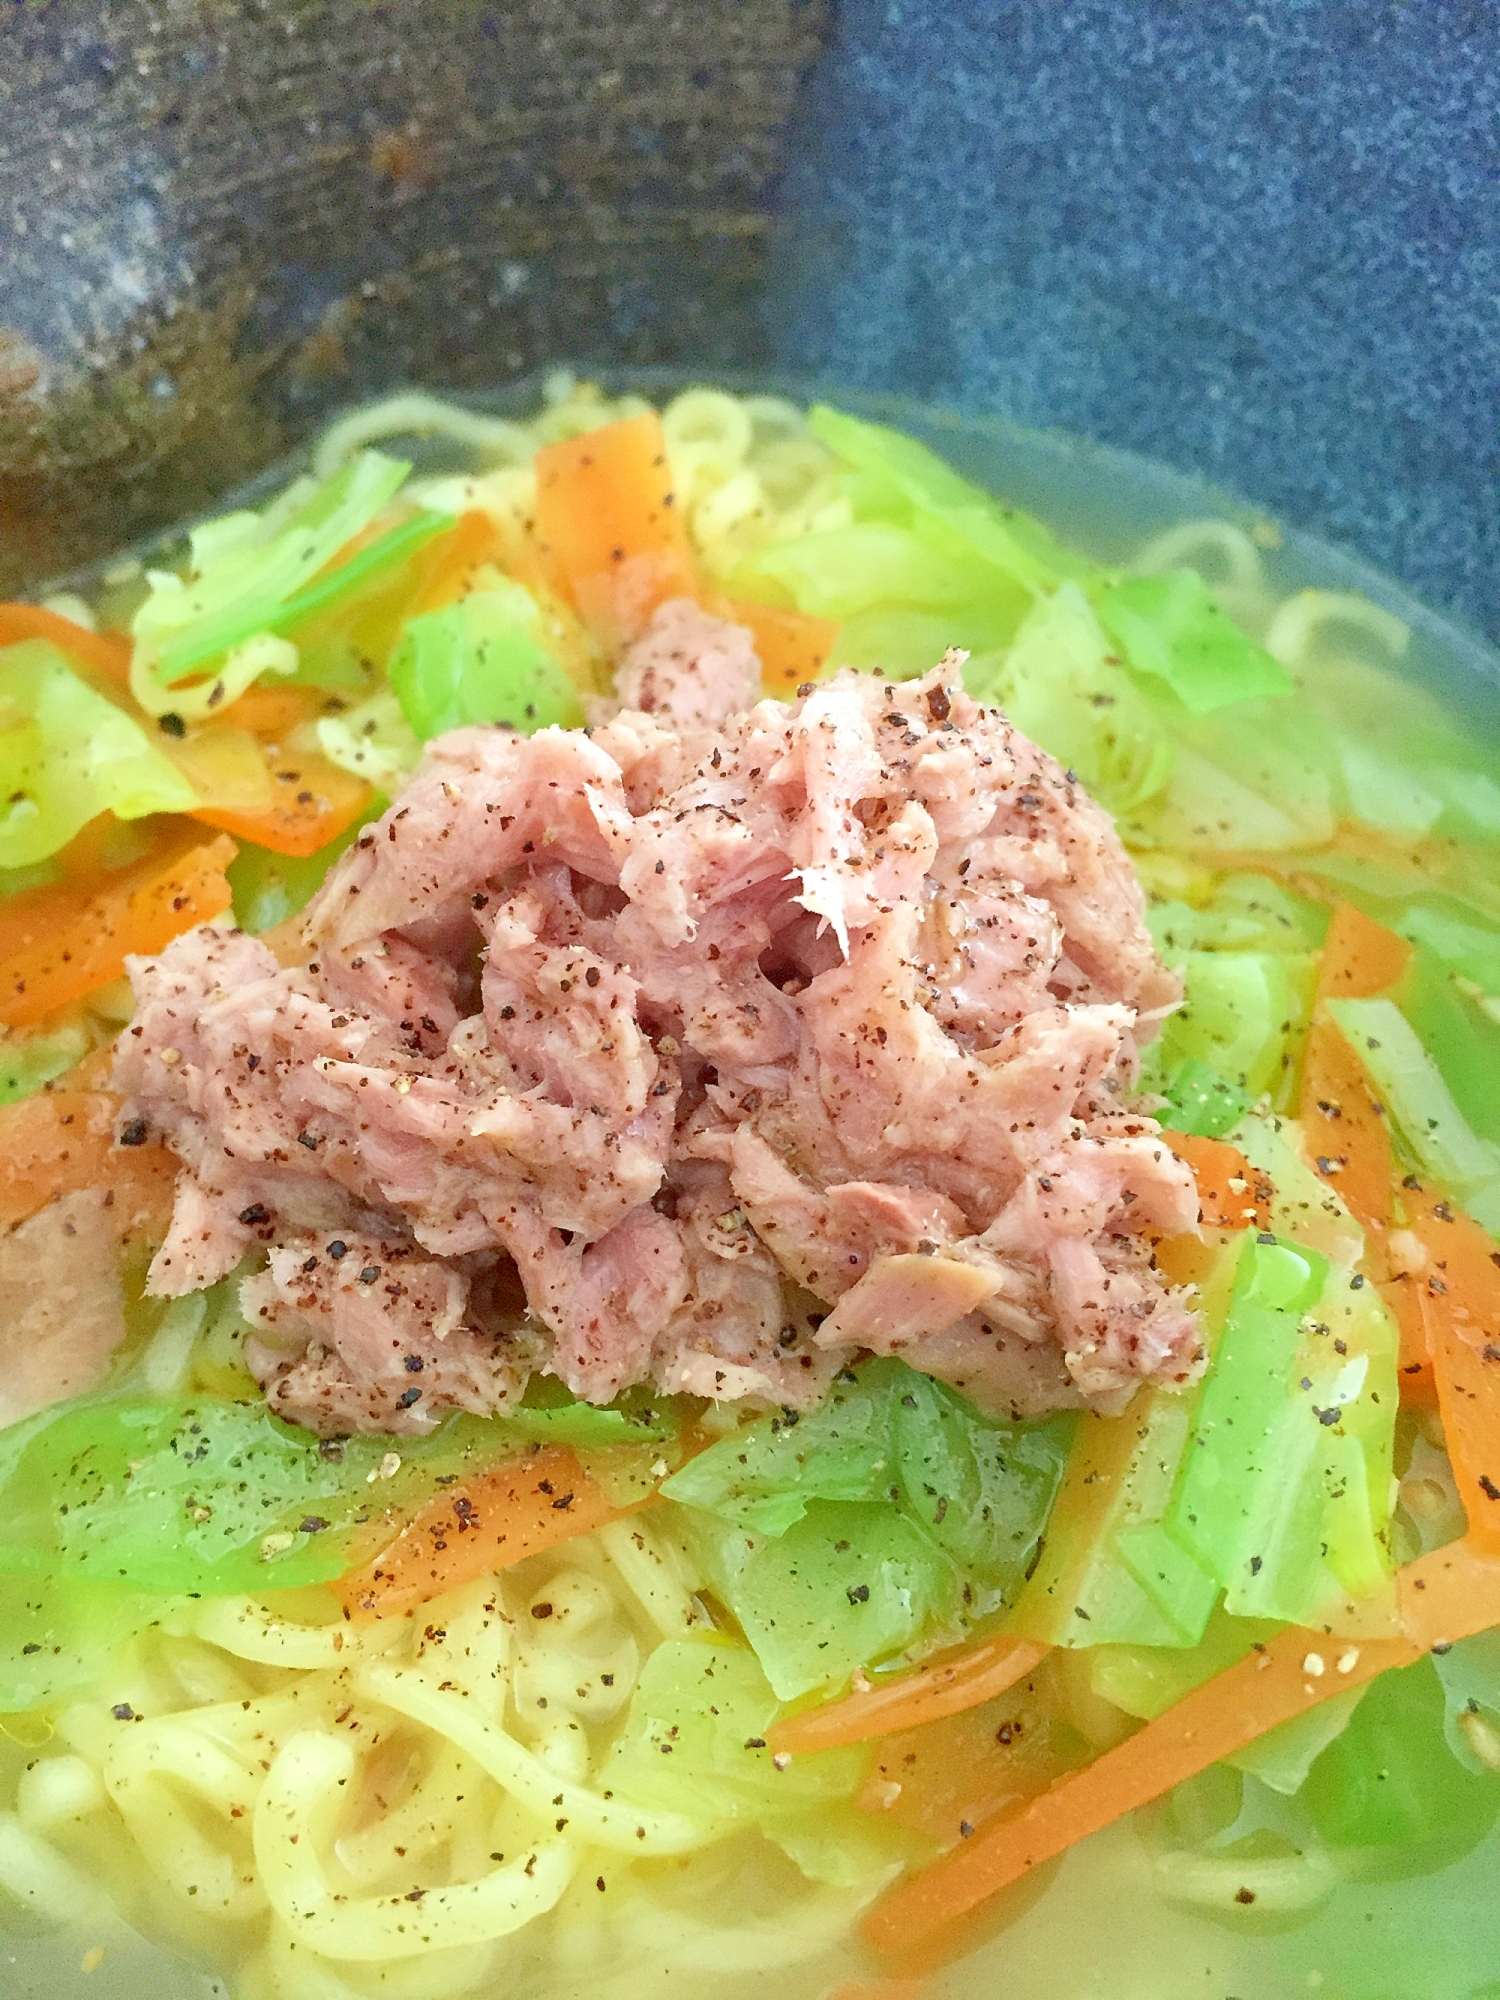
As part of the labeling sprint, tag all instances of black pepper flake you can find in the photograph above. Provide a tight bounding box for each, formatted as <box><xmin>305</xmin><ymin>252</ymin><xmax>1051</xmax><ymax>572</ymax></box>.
<box><xmin>299</xmin><ymin>1516</ymin><xmax>329</xmax><ymax>1534</ymax></box>
<box><xmin>359</xmin><ymin>1265</ymin><xmax>382</xmax><ymax>1284</ymax></box>
<box><xmin>1480</xmin><ymin>1475</ymin><xmax>1500</xmax><ymax>1501</ymax></box>
<box><xmin>238</xmin><ymin>1203</ymin><xmax>269</xmax><ymax>1226</ymax></box>
<box><xmin>397</xmin><ymin>1387</ymin><xmax>422</xmax><ymax>1409</ymax></box>
<box><xmin>327</xmin><ymin>1240</ymin><xmax>348</xmax><ymax>1259</ymax></box>
<box><xmin>158</xmin><ymin>711</ymin><xmax>187</xmax><ymax>738</ymax></box>
<box><xmin>744</xmin><ymin>1737</ymin><xmax>766</xmax><ymax>1749</ymax></box>
<box><xmin>112</xmin><ymin>1703</ymin><xmax>136</xmax><ymax>1720</ymax></box>
<box><xmin>403</xmin><ymin>1354</ymin><xmax>424</xmax><ymax>1373</ymax></box>
<box><xmin>1256</xmin><ymin>1230</ymin><xmax>1277</xmax><ymax>1246</ymax></box>
<box><xmin>118</xmin><ymin>1118</ymin><xmax>148</xmax><ymax>1147</ymax></box>
<box><xmin>846</xmin><ymin>1583</ymin><xmax>870</xmax><ymax>1604</ymax></box>
<box><xmin>472</xmin><ymin>892</ymin><xmax>489</xmax><ymax>909</ymax></box>
<box><xmin>530</xmin><ymin>1602</ymin><xmax>554</xmax><ymax>1620</ymax></box>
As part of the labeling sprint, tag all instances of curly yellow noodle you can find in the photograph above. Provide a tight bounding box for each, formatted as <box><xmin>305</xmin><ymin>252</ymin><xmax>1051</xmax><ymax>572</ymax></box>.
<box><xmin>354</xmin><ymin>1659</ymin><xmax>707</xmax><ymax>1854</ymax></box>
<box><xmin>1263</xmin><ymin>586</ymin><xmax>1411</xmax><ymax>673</ymax></box>
<box><xmin>254</xmin><ymin>1729</ymin><xmax>574</xmax><ymax>1960</ymax></box>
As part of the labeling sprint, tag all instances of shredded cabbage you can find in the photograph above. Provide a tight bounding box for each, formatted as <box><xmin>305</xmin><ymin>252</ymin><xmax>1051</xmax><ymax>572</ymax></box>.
<box><xmin>0</xmin><ymin>639</ymin><xmax>197</xmax><ymax>865</ymax></box>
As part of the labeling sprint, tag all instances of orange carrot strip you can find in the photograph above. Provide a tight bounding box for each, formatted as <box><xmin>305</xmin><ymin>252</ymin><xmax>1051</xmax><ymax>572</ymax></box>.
<box><xmin>1314</xmin><ymin>900</ymin><xmax>1413</xmax><ymax>1006</ymax></box>
<box><xmin>534</xmin><ymin>412</ymin><xmax>699</xmax><ymax>651</ymax></box>
<box><xmin>1403</xmin><ymin>1185</ymin><xmax>1500</xmax><ymax>1548</ymax></box>
<box><xmin>406</xmin><ymin>508</ymin><xmax>507</xmax><ymax>616</ymax></box>
<box><xmin>727</xmin><ymin>597</ymin><xmax>842</xmax><ymax>698</ymax></box>
<box><xmin>863</xmin><ymin>1537</ymin><xmax>1500</xmax><ymax>1954</ymax></box>
<box><xmin>191</xmin><ymin>752</ymin><xmax>370</xmax><ymax>859</ymax></box>
<box><xmin>334</xmin><ymin>1445</ymin><xmax>646</xmax><ymax>1620</ymax></box>
<box><xmin>0</xmin><ymin>603</ymin><xmax>132</xmax><ymax>686</ymax></box>
<box><xmin>0</xmin><ymin>1087</ymin><xmax>176</xmax><ymax>1234</ymax></box>
<box><xmin>221</xmin><ymin>684</ymin><xmax>323</xmax><ymax>740</ymax></box>
<box><xmin>0</xmin><ymin>830</ymin><xmax>235</xmax><ymax>1028</ymax></box>
<box><xmin>1297</xmin><ymin>1014</ymin><xmax>1395</xmax><ymax>1233</ymax></box>
<box><xmin>1380</xmin><ymin>1272</ymin><xmax>1437</xmax><ymax>1406</ymax></box>
<box><xmin>1397</xmin><ymin>1534</ymin><xmax>1500</xmax><ymax>1648</ymax></box>
<box><xmin>769</xmin><ymin>1635</ymin><xmax>1048</xmax><ymax>1756</ymax></box>
<box><xmin>1160</xmin><ymin>1130</ymin><xmax>1269</xmax><ymax>1232</ymax></box>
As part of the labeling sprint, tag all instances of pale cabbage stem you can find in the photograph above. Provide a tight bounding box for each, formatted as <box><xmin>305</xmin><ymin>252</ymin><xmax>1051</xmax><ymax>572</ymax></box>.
<box><xmin>354</xmin><ymin>1660</ymin><xmax>707</xmax><ymax>1854</ymax></box>
<box><xmin>254</xmin><ymin>1730</ymin><xmax>573</xmax><ymax>1960</ymax></box>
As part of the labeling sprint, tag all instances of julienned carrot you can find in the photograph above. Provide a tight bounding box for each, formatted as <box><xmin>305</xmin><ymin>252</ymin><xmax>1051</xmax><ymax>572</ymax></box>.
<box><xmin>405</xmin><ymin>508</ymin><xmax>507</xmax><ymax>616</ymax></box>
<box><xmin>1159</xmin><ymin>1130</ymin><xmax>1269</xmax><ymax>1232</ymax></box>
<box><xmin>862</xmin><ymin>1538</ymin><xmax>1500</xmax><ymax>1955</ymax></box>
<box><xmin>1313</xmin><ymin>900</ymin><xmax>1413</xmax><ymax>1006</ymax></box>
<box><xmin>1298</xmin><ymin>1014</ymin><xmax>1395</xmax><ymax>1233</ymax></box>
<box><xmin>0</xmin><ymin>603</ymin><xmax>132</xmax><ymax>686</ymax></box>
<box><xmin>769</xmin><ymin>1634</ymin><xmax>1049</xmax><ymax>1756</ymax></box>
<box><xmin>191</xmin><ymin>752</ymin><xmax>370</xmax><ymax>859</ymax></box>
<box><xmin>0</xmin><ymin>829</ymin><xmax>236</xmax><ymax>1028</ymax></box>
<box><xmin>0</xmin><ymin>1087</ymin><xmax>177</xmax><ymax>1233</ymax></box>
<box><xmin>726</xmin><ymin>598</ymin><xmax>842</xmax><ymax>697</ymax></box>
<box><xmin>1402</xmin><ymin>1185</ymin><xmax>1500</xmax><ymax>1550</ymax></box>
<box><xmin>335</xmin><ymin>1445</ymin><xmax>647</xmax><ymax>1620</ymax></box>
<box><xmin>1380</xmin><ymin>1272</ymin><xmax>1437</xmax><ymax>1407</ymax></box>
<box><xmin>534</xmin><ymin>412</ymin><xmax>699</xmax><ymax>651</ymax></box>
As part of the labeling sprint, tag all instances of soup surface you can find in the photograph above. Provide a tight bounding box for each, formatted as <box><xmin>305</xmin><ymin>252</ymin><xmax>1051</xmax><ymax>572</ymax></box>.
<box><xmin>1</xmin><ymin>380</ymin><xmax>1499</xmax><ymax>2000</ymax></box>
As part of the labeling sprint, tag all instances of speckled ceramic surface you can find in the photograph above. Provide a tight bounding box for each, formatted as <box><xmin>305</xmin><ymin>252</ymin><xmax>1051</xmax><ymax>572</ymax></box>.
<box><xmin>2</xmin><ymin>0</ymin><xmax>1495</xmax><ymax>640</ymax></box>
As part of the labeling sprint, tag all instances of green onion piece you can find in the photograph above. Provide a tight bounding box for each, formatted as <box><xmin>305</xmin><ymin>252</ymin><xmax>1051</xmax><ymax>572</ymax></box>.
<box><xmin>138</xmin><ymin>451</ymin><xmax>411</xmax><ymax>689</ymax></box>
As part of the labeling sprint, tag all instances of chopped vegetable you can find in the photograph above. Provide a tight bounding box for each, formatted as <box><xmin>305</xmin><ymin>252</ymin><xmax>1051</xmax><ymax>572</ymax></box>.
<box><xmin>534</xmin><ymin>412</ymin><xmax>699</xmax><ymax>650</ymax></box>
<box><xmin>727</xmin><ymin>596</ymin><xmax>842</xmax><ymax>697</ymax></box>
<box><xmin>389</xmin><ymin>582</ymin><xmax>586</xmax><ymax>740</ymax></box>
<box><xmin>607</xmin><ymin>1638</ymin><xmax>866</xmax><ymax>1835</ymax></box>
<box><xmin>806</xmin><ymin>405</ymin><xmax>1079</xmax><ymax>598</ymax></box>
<box><xmin>189</xmin><ymin>753</ymin><xmax>371</xmax><ymax>859</ymax></box>
<box><xmin>227</xmin><ymin>811</ymin><xmax>377</xmax><ymax>934</ymax></box>
<box><xmin>1155</xmin><ymin>1056</ymin><xmax>1253</xmax><ymax>1139</ymax></box>
<box><xmin>1328</xmin><ymin>996</ymin><xmax>1500</xmax><ymax>1231</ymax></box>
<box><xmin>131</xmin><ymin>451</ymin><xmax>413</xmax><ymax>709</ymax></box>
<box><xmin>0</xmin><ymin>1086</ymin><xmax>176</xmax><ymax>1231</ymax></box>
<box><xmin>1303</xmin><ymin>1654</ymin><xmax>1500</xmax><ymax>1875</ymax></box>
<box><xmin>663</xmin><ymin>1358</ymin><xmax>1069</xmax><ymax>1589</ymax></box>
<box><xmin>1153</xmin><ymin>943</ymin><xmax>1314</xmax><ymax>1105</ymax></box>
<box><xmin>1314</xmin><ymin>899</ymin><xmax>1413</xmax><ymax>1004</ymax></box>
<box><xmin>0</xmin><ymin>1022</ymin><xmax>90</xmax><ymax>1105</ymax></box>
<box><xmin>0</xmin><ymin>640</ymin><xmax>197</xmax><ymax>867</ymax></box>
<box><xmin>0</xmin><ymin>603</ymin><xmax>132</xmax><ymax>687</ymax></box>
<box><xmin>0</xmin><ymin>827</ymin><xmax>235</xmax><ymax>1027</ymax></box>
<box><xmin>978</xmin><ymin>584</ymin><xmax>1173</xmax><ymax>816</ymax></box>
<box><xmin>863</xmin><ymin>1538</ymin><xmax>1500</xmax><ymax>1953</ymax></box>
<box><xmin>1403</xmin><ymin>1184</ymin><xmax>1500</xmax><ymax>1553</ymax></box>
<box><xmin>1163</xmin><ymin>1237</ymin><xmax>1397</xmax><ymax>1622</ymax></box>
<box><xmin>1160</xmin><ymin>1129</ymin><xmax>1268</xmax><ymax>1231</ymax></box>
<box><xmin>685</xmin><ymin>1500</ymin><xmax>969</xmax><ymax>1703</ymax></box>
<box><xmin>336</xmin><ymin>1444</ymin><xmax>643</xmax><ymax>1619</ymax></box>
<box><xmin>1092</xmin><ymin>569</ymin><xmax>1293</xmax><ymax>714</ymax></box>
<box><xmin>769</xmin><ymin>1633</ymin><xmax>1049</xmax><ymax>1755</ymax></box>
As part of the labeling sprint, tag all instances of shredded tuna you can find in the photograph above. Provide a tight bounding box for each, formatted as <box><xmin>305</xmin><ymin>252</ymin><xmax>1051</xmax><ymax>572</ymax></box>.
<box><xmin>116</xmin><ymin>603</ymin><xmax>1200</xmax><ymax>1433</ymax></box>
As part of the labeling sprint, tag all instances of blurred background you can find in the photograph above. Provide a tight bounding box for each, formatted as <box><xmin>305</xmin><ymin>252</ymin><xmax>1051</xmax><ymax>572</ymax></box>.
<box><xmin>1</xmin><ymin>0</ymin><xmax>1496</xmax><ymax>641</ymax></box>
